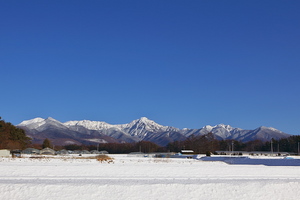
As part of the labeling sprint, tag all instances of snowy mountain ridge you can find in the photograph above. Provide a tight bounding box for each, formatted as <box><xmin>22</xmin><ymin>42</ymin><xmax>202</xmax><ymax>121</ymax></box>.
<box><xmin>17</xmin><ymin>117</ymin><xmax>290</xmax><ymax>146</ymax></box>
<box><xmin>64</xmin><ymin>119</ymin><xmax>117</xmax><ymax>131</ymax></box>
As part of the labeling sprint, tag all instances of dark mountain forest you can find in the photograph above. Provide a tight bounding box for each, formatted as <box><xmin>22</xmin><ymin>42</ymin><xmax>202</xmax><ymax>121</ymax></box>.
<box><xmin>0</xmin><ymin>117</ymin><xmax>31</xmax><ymax>149</ymax></box>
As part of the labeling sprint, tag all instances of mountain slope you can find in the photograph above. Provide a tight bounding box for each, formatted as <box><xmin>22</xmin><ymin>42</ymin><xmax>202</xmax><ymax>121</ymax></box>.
<box><xmin>17</xmin><ymin>117</ymin><xmax>123</xmax><ymax>145</ymax></box>
<box><xmin>17</xmin><ymin>117</ymin><xmax>290</xmax><ymax>146</ymax></box>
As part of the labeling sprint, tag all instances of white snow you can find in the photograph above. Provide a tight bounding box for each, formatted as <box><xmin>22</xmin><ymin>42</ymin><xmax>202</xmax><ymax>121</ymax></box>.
<box><xmin>1</xmin><ymin>155</ymin><xmax>300</xmax><ymax>200</ymax></box>
<box><xmin>266</xmin><ymin>127</ymin><xmax>281</xmax><ymax>132</ymax></box>
<box><xmin>17</xmin><ymin>117</ymin><xmax>46</xmax><ymax>129</ymax></box>
<box><xmin>18</xmin><ymin>117</ymin><xmax>45</xmax><ymax>126</ymax></box>
<box><xmin>64</xmin><ymin>120</ymin><xmax>116</xmax><ymax>130</ymax></box>
<box><xmin>203</xmin><ymin>125</ymin><xmax>214</xmax><ymax>131</ymax></box>
<box><xmin>17</xmin><ymin>117</ymin><xmax>65</xmax><ymax>130</ymax></box>
<box><xmin>85</xmin><ymin>138</ymin><xmax>108</xmax><ymax>143</ymax></box>
<box><xmin>117</xmin><ymin>117</ymin><xmax>165</xmax><ymax>130</ymax></box>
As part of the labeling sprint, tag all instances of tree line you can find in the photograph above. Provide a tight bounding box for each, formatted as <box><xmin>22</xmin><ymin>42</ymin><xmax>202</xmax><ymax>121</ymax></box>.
<box><xmin>63</xmin><ymin>133</ymin><xmax>300</xmax><ymax>154</ymax></box>
<box><xmin>63</xmin><ymin>141</ymin><xmax>165</xmax><ymax>154</ymax></box>
<box><xmin>166</xmin><ymin>132</ymin><xmax>300</xmax><ymax>154</ymax></box>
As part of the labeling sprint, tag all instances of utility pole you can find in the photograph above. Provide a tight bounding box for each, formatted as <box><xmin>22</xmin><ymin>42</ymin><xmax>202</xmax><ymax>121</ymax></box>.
<box><xmin>271</xmin><ymin>140</ymin><xmax>273</xmax><ymax>156</ymax></box>
<box><xmin>232</xmin><ymin>141</ymin><xmax>234</xmax><ymax>155</ymax></box>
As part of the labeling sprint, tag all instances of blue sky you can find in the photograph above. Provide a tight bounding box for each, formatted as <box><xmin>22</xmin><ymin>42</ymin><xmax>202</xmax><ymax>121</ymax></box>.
<box><xmin>1</xmin><ymin>1</ymin><xmax>300</xmax><ymax>134</ymax></box>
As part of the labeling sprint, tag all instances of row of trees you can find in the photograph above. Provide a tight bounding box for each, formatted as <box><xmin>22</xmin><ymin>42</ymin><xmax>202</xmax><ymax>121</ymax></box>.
<box><xmin>61</xmin><ymin>134</ymin><xmax>300</xmax><ymax>154</ymax></box>
<box><xmin>64</xmin><ymin>141</ymin><xmax>165</xmax><ymax>154</ymax></box>
<box><xmin>166</xmin><ymin>133</ymin><xmax>300</xmax><ymax>154</ymax></box>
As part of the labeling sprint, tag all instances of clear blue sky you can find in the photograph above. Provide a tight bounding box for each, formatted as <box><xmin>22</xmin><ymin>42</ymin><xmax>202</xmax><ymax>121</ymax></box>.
<box><xmin>1</xmin><ymin>1</ymin><xmax>300</xmax><ymax>134</ymax></box>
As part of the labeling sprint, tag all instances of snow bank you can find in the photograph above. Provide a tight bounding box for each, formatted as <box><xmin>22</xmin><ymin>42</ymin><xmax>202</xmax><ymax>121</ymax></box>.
<box><xmin>200</xmin><ymin>155</ymin><xmax>300</xmax><ymax>166</ymax></box>
<box><xmin>1</xmin><ymin>155</ymin><xmax>300</xmax><ymax>200</ymax></box>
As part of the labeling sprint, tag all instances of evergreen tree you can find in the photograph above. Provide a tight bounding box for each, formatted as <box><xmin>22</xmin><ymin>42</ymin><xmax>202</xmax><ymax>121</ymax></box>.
<box><xmin>42</xmin><ymin>138</ymin><xmax>52</xmax><ymax>149</ymax></box>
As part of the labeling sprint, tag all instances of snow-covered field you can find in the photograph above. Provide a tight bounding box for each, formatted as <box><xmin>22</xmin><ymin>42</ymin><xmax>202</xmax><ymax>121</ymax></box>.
<box><xmin>1</xmin><ymin>154</ymin><xmax>300</xmax><ymax>200</ymax></box>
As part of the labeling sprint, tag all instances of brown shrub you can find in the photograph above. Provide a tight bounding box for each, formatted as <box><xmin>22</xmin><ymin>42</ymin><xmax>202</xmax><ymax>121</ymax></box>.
<box><xmin>95</xmin><ymin>155</ymin><xmax>114</xmax><ymax>163</ymax></box>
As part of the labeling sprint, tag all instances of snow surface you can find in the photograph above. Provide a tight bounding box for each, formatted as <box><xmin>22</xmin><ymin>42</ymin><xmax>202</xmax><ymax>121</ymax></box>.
<box><xmin>18</xmin><ymin>117</ymin><xmax>45</xmax><ymax>126</ymax></box>
<box><xmin>18</xmin><ymin>117</ymin><xmax>46</xmax><ymax>129</ymax></box>
<box><xmin>1</xmin><ymin>155</ymin><xmax>300</xmax><ymax>200</ymax></box>
<box><xmin>64</xmin><ymin>120</ymin><xmax>116</xmax><ymax>130</ymax></box>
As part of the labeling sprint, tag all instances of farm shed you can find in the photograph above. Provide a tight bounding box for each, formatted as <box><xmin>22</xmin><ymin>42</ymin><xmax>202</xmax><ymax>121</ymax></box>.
<box><xmin>40</xmin><ymin>147</ymin><xmax>56</xmax><ymax>155</ymax></box>
<box><xmin>56</xmin><ymin>149</ymin><xmax>69</xmax><ymax>155</ymax></box>
<box><xmin>181</xmin><ymin>150</ymin><xmax>194</xmax><ymax>154</ymax></box>
<box><xmin>99</xmin><ymin>150</ymin><xmax>109</xmax><ymax>154</ymax></box>
<box><xmin>22</xmin><ymin>148</ymin><xmax>40</xmax><ymax>154</ymax></box>
<box><xmin>0</xmin><ymin>149</ymin><xmax>10</xmax><ymax>157</ymax></box>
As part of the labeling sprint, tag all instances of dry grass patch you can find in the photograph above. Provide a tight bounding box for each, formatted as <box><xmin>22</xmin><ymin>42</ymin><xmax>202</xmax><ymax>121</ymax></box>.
<box><xmin>95</xmin><ymin>154</ymin><xmax>114</xmax><ymax>163</ymax></box>
<box><xmin>68</xmin><ymin>154</ymin><xmax>114</xmax><ymax>163</ymax></box>
<box><xmin>27</xmin><ymin>154</ymin><xmax>114</xmax><ymax>163</ymax></box>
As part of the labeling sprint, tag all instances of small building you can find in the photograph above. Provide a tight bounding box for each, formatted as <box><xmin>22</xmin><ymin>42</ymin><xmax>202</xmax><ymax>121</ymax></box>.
<box><xmin>90</xmin><ymin>150</ymin><xmax>100</xmax><ymax>154</ymax></box>
<box><xmin>128</xmin><ymin>152</ymin><xmax>146</xmax><ymax>157</ymax></box>
<box><xmin>0</xmin><ymin>149</ymin><xmax>11</xmax><ymax>157</ymax></box>
<box><xmin>181</xmin><ymin>150</ymin><xmax>194</xmax><ymax>154</ymax></box>
<box><xmin>99</xmin><ymin>150</ymin><xmax>109</xmax><ymax>154</ymax></box>
<box><xmin>215</xmin><ymin>151</ymin><xmax>245</xmax><ymax>156</ymax></box>
<box><xmin>56</xmin><ymin>149</ymin><xmax>69</xmax><ymax>155</ymax></box>
<box><xmin>168</xmin><ymin>150</ymin><xmax>196</xmax><ymax>159</ymax></box>
<box><xmin>40</xmin><ymin>147</ymin><xmax>56</xmax><ymax>155</ymax></box>
<box><xmin>249</xmin><ymin>151</ymin><xmax>290</xmax><ymax>156</ymax></box>
<box><xmin>215</xmin><ymin>151</ymin><xmax>290</xmax><ymax>156</ymax></box>
<box><xmin>22</xmin><ymin>148</ymin><xmax>40</xmax><ymax>155</ymax></box>
<box><xmin>82</xmin><ymin>150</ymin><xmax>91</xmax><ymax>154</ymax></box>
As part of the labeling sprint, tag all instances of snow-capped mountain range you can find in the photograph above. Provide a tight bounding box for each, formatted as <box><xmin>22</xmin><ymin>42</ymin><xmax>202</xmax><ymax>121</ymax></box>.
<box><xmin>17</xmin><ymin>117</ymin><xmax>290</xmax><ymax>146</ymax></box>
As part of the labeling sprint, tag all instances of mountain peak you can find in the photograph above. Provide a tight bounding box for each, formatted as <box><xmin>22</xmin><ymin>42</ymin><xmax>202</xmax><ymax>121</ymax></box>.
<box><xmin>46</xmin><ymin>117</ymin><xmax>56</xmax><ymax>121</ymax></box>
<box><xmin>18</xmin><ymin>117</ymin><xmax>45</xmax><ymax>126</ymax></box>
<box><xmin>45</xmin><ymin>117</ymin><xmax>62</xmax><ymax>124</ymax></box>
<box><xmin>18</xmin><ymin>117</ymin><xmax>47</xmax><ymax>130</ymax></box>
<box><xmin>119</xmin><ymin>117</ymin><xmax>169</xmax><ymax>137</ymax></box>
<box><xmin>216</xmin><ymin>124</ymin><xmax>234</xmax><ymax>130</ymax></box>
<box><xmin>140</xmin><ymin>117</ymin><xmax>149</xmax><ymax>121</ymax></box>
<box><xmin>137</xmin><ymin>117</ymin><xmax>153</xmax><ymax>123</ymax></box>
<box><xmin>202</xmin><ymin>124</ymin><xmax>234</xmax><ymax>132</ymax></box>
<box><xmin>127</xmin><ymin>117</ymin><xmax>157</xmax><ymax>126</ymax></box>
<box><xmin>258</xmin><ymin>126</ymin><xmax>280</xmax><ymax>132</ymax></box>
<box><xmin>202</xmin><ymin>125</ymin><xmax>214</xmax><ymax>132</ymax></box>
